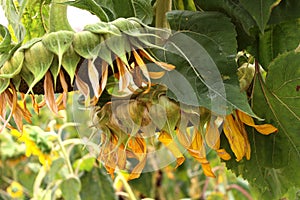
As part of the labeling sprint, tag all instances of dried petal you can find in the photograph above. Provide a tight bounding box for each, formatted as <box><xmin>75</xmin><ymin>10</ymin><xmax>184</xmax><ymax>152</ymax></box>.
<box><xmin>44</xmin><ymin>71</ymin><xmax>58</xmax><ymax>114</ymax></box>
<box><xmin>216</xmin><ymin>149</ymin><xmax>231</xmax><ymax>160</ymax></box>
<box><xmin>158</xmin><ymin>131</ymin><xmax>185</xmax><ymax>168</ymax></box>
<box><xmin>148</xmin><ymin>71</ymin><xmax>165</xmax><ymax>79</ymax></box>
<box><xmin>132</xmin><ymin>49</ymin><xmax>151</xmax><ymax>92</ymax></box>
<box><xmin>59</xmin><ymin>70</ymin><xmax>68</xmax><ymax>108</ymax></box>
<box><xmin>236</xmin><ymin>110</ymin><xmax>278</xmax><ymax>135</ymax></box>
<box><xmin>223</xmin><ymin>115</ymin><xmax>246</xmax><ymax>161</ymax></box>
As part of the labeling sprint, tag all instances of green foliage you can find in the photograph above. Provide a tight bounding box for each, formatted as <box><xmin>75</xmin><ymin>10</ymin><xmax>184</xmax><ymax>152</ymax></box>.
<box><xmin>64</xmin><ymin>0</ymin><xmax>154</xmax><ymax>24</ymax></box>
<box><xmin>158</xmin><ymin>10</ymin><xmax>255</xmax><ymax>116</ymax></box>
<box><xmin>80</xmin><ymin>168</ymin><xmax>117</xmax><ymax>200</ymax></box>
<box><xmin>230</xmin><ymin>52</ymin><xmax>300</xmax><ymax>199</ymax></box>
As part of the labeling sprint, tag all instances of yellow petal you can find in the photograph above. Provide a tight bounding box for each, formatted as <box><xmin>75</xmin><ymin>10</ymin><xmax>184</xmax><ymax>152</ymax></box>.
<box><xmin>216</xmin><ymin>149</ymin><xmax>231</xmax><ymax>160</ymax></box>
<box><xmin>187</xmin><ymin>128</ymin><xmax>213</xmax><ymax>168</ymax></box>
<box><xmin>201</xmin><ymin>162</ymin><xmax>216</xmax><ymax>178</ymax></box>
<box><xmin>236</xmin><ymin>110</ymin><xmax>277</xmax><ymax>135</ymax></box>
<box><xmin>133</xmin><ymin>49</ymin><xmax>151</xmax><ymax>92</ymax></box>
<box><xmin>253</xmin><ymin>124</ymin><xmax>278</xmax><ymax>135</ymax></box>
<box><xmin>158</xmin><ymin>131</ymin><xmax>185</xmax><ymax>168</ymax></box>
<box><xmin>128</xmin><ymin>156</ymin><xmax>147</xmax><ymax>180</ymax></box>
<box><xmin>236</xmin><ymin>119</ymin><xmax>251</xmax><ymax>160</ymax></box>
<box><xmin>205</xmin><ymin>120</ymin><xmax>221</xmax><ymax>150</ymax></box>
<box><xmin>148</xmin><ymin>71</ymin><xmax>165</xmax><ymax>79</ymax></box>
<box><xmin>223</xmin><ymin>115</ymin><xmax>246</xmax><ymax>161</ymax></box>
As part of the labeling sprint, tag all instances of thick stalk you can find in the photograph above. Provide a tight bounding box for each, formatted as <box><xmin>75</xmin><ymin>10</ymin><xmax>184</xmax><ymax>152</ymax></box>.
<box><xmin>49</xmin><ymin>0</ymin><xmax>73</xmax><ymax>32</ymax></box>
<box><xmin>155</xmin><ymin>0</ymin><xmax>172</xmax><ymax>29</ymax></box>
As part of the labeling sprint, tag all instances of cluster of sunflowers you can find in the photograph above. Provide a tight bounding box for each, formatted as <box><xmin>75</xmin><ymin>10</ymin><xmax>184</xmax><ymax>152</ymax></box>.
<box><xmin>0</xmin><ymin>16</ymin><xmax>277</xmax><ymax>180</ymax></box>
<box><xmin>92</xmin><ymin>84</ymin><xmax>277</xmax><ymax>179</ymax></box>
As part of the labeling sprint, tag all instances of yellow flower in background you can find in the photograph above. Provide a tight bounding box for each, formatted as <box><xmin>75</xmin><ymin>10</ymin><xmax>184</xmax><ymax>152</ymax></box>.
<box><xmin>6</xmin><ymin>181</ymin><xmax>23</xmax><ymax>198</ymax></box>
<box><xmin>10</xmin><ymin>127</ymin><xmax>53</xmax><ymax>169</ymax></box>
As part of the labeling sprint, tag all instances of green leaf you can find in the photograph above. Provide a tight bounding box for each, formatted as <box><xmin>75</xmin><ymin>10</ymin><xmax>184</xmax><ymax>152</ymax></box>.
<box><xmin>64</xmin><ymin>0</ymin><xmax>110</xmax><ymax>22</ymax></box>
<box><xmin>268</xmin><ymin>0</ymin><xmax>300</xmax><ymax>24</ymax></box>
<box><xmin>46</xmin><ymin>158</ymin><xmax>65</xmax><ymax>182</ymax></box>
<box><xmin>65</xmin><ymin>0</ymin><xmax>153</xmax><ymax>24</ymax></box>
<box><xmin>61</xmin><ymin>45</ymin><xmax>81</xmax><ymax>84</ymax></box>
<box><xmin>110</xmin><ymin>0</ymin><xmax>135</xmax><ymax>19</ymax></box>
<box><xmin>73</xmin><ymin>31</ymin><xmax>101</xmax><ymax>59</ymax></box>
<box><xmin>193</xmin><ymin>0</ymin><xmax>256</xmax><ymax>35</ymax></box>
<box><xmin>73</xmin><ymin>157</ymin><xmax>96</xmax><ymax>172</ymax></box>
<box><xmin>225</xmin><ymin>51</ymin><xmax>300</xmax><ymax>199</ymax></box>
<box><xmin>161</xmin><ymin>10</ymin><xmax>255</xmax><ymax>116</ymax></box>
<box><xmin>0</xmin><ymin>50</ymin><xmax>24</xmax><ymax>78</ymax></box>
<box><xmin>239</xmin><ymin>0</ymin><xmax>280</xmax><ymax>32</ymax></box>
<box><xmin>60</xmin><ymin>177</ymin><xmax>81</xmax><ymax>200</ymax></box>
<box><xmin>80</xmin><ymin>167</ymin><xmax>117</xmax><ymax>200</ymax></box>
<box><xmin>0</xmin><ymin>24</ymin><xmax>13</xmax><ymax>53</ymax></box>
<box><xmin>1</xmin><ymin>0</ymin><xmax>26</xmax><ymax>42</ymax></box>
<box><xmin>105</xmin><ymin>34</ymin><xmax>131</xmax><ymax>66</ymax></box>
<box><xmin>84</xmin><ymin>22</ymin><xmax>121</xmax><ymax>35</ymax></box>
<box><xmin>42</xmin><ymin>31</ymin><xmax>74</xmax><ymax>84</ymax></box>
<box><xmin>23</xmin><ymin>41</ymin><xmax>54</xmax><ymax>94</ymax></box>
<box><xmin>0</xmin><ymin>77</ymin><xmax>10</xmax><ymax>94</ymax></box>
<box><xmin>132</xmin><ymin>0</ymin><xmax>153</xmax><ymax>24</ymax></box>
<box><xmin>258</xmin><ymin>19</ymin><xmax>300</xmax><ymax>68</ymax></box>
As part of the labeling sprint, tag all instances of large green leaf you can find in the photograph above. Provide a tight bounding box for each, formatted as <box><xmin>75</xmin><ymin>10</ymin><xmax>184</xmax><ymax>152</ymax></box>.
<box><xmin>60</xmin><ymin>177</ymin><xmax>81</xmax><ymax>200</ymax></box>
<box><xmin>0</xmin><ymin>50</ymin><xmax>24</xmax><ymax>78</ymax></box>
<box><xmin>194</xmin><ymin>0</ymin><xmax>256</xmax><ymax>35</ymax></box>
<box><xmin>0</xmin><ymin>77</ymin><xmax>9</xmax><ymax>94</ymax></box>
<box><xmin>224</xmin><ymin>51</ymin><xmax>300</xmax><ymax>199</ymax></box>
<box><xmin>80</xmin><ymin>167</ymin><xmax>117</xmax><ymax>200</ymax></box>
<box><xmin>258</xmin><ymin>19</ymin><xmax>300</xmax><ymax>68</ymax></box>
<box><xmin>132</xmin><ymin>0</ymin><xmax>153</xmax><ymax>24</ymax></box>
<box><xmin>65</xmin><ymin>0</ymin><xmax>153</xmax><ymax>24</ymax></box>
<box><xmin>158</xmin><ymin>10</ymin><xmax>255</xmax><ymax>116</ymax></box>
<box><xmin>61</xmin><ymin>45</ymin><xmax>81</xmax><ymax>84</ymax></box>
<box><xmin>23</xmin><ymin>41</ymin><xmax>54</xmax><ymax>94</ymax></box>
<box><xmin>268</xmin><ymin>0</ymin><xmax>300</xmax><ymax>24</ymax></box>
<box><xmin>64</xmin><ymin>0</ymin><xmax>110</xmax><ymax>22</ymax></box>
<box><xmin>0</xmin><ymin>25</ymin><xmax>13</xmax><ymax>53</ymax></box>
<box><xmin>1</xmin><ymin>0</ymin><xmax>26</xmax><ymax>42</ymax></box>
<box><xmin>73</xmin><ymin>31</ymin><xmax>101</xmax><ymax>59</ymax></box>
<box><xmin>239</xmin><ymin>0</ymin><xmax>280</xmax><ymax>33</ymax></box>
<box><xmin>42</xmin><ymin>31</ymin><xmax>74</xmax><ymax>84</ymax></box>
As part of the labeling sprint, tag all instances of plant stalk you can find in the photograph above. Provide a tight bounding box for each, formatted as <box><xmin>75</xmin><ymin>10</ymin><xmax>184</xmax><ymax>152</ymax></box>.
<box><xmin>155</xmin><ymin>0</ymin><xmax>172</xmax><ymax>29</ymax></box>
<box><xmin>49</xmin><ymin>0</ymin><xmax>73</xmax><ymax>32</ymax></box>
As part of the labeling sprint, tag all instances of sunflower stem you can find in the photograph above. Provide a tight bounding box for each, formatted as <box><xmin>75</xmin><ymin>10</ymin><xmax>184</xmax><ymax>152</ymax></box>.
<box><xmin>49</xmin><ymin>0</ymin><xmax>74</xmax><ymax>32</ymax></box>
<box><xmin>155</xmin><ymin>0</ymin><xmax>172</xmax><ymax>29</ymax></box>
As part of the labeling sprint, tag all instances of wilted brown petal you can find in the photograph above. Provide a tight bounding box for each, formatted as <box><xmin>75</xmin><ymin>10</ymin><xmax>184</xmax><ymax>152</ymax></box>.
<box><xmin>30</xmin><ymin>94</ymin><xmax>39</xmax><ymax>114</ymax></box>
<box><xmin>158</xmin><ymin>131</ymin><xmax>185</xmax><ymax>168</ymax></box>
<box><xmin>75</xmin><ymin>73</ymin><xmax>90</xmax><ymax>103</ymax></box>
<box><xmin>88</xmin><ymin>59</ymin><xmax>100</xmax><ymax>99</ymax></box>
<box><xmin>98</xmin><ymin>61</ymin><xmax>109</xmax><ymax>97</ymax></box>
<box><xmin>44</xmin><ymin>71</ymin><xmax>58</xmax><ymax>114</ymax></box>
<box><xmin>116</xmin><ymin>57</ymin><xmax>131</xmax><ymax>91</ymax></box>
<box><xmin>132</xmin><ymin>49</ymin><xmax>151</xmax><ymax>92</ymax></box>
<box><xmin>59</xmin><ymin>70</ymin><xmax>68</xmax><ymax>108</ymax></box>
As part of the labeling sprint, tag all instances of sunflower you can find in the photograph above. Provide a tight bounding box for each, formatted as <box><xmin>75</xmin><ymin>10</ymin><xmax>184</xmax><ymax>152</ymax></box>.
<box><xmin>6</xmin><ymin>181</ymin><xmax>23</xmax><ymax>199</ymax></box>
<box><xmin>10</xmin><ymin>126</ymin><xmax>53</xmax><ymax>169</ymax></box>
